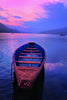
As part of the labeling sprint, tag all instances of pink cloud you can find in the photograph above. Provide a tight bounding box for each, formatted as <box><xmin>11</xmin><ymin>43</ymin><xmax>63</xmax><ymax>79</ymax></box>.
<box><xmin>0</xmin><ymin>0</ymin><xmax>67</xmax><ymax>26</ymax></box>
<box><xmin>0</xmin><ymin>19</ymin><xmax>20</xmax><ymax>26</ymax></box>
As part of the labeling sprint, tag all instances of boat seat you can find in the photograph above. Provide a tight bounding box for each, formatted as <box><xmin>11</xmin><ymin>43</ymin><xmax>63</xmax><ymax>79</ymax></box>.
<box><xmin>19</xmin><ymin>56</ymin><xmax>43</xmax><ymax>59</ymax></box>
<box><xmin>17</xmin><ymin>67</ymin><xmax>37</xmax><ymax>71</ymax></box>
<box><xmin>26</xmin><ymin>48</ymin><xmax>37</xmax><ymax>50</ymax></box>
<box><xmin>23</xmin><ymin>50</ymin><xmax>39</xmax><ymax>52</ymax></box>
<box><xmin>17</xmin><ymin>61</ymin><xmax>41</xmax><ymax>64</ymax></box>
<box><xmin>20</xmin><ymin>53</ymin><xmax>41</xmax><ymax>55</ymax></box>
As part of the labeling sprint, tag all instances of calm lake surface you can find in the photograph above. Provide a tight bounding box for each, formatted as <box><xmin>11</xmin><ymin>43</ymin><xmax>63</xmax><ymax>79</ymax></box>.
<box><xmin>0</xmin><ymin>33</ymin><xmax>67</xmax><ymax>100</ymax></box>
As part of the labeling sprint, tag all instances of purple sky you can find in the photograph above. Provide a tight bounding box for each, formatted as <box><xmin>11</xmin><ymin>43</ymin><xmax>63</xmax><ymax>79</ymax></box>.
<box><xmin>0</xmin><ymin>0</ymin><xmax>67</xmax><ymax>32</ymax></box>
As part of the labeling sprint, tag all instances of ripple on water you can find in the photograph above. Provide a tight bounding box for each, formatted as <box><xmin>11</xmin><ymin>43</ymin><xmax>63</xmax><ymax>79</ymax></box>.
<box><xmin>0</xmin><ymin>51</ymin><xmax>4</xmax><ymax>63</ymax></box>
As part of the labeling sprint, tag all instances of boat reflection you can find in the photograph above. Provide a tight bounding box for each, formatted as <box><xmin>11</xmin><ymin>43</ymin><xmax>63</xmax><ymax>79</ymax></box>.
<box><xmin>13</xmin><ymin>66</ymin><xmax>45</xmax><ymax>100</ymax></box>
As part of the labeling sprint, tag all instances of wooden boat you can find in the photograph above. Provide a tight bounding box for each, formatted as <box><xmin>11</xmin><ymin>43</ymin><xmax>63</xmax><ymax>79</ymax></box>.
<box><xmin>13</xmin><ymin>42</ymin><xmax>46</xmax><ymax>88</ymax></box>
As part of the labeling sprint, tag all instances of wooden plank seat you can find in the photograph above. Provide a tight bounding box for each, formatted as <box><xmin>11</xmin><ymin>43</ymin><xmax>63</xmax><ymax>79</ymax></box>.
<box><xmin>19</xmin><ymin>56</ymin><xmax>43</xmax><ymax>59</ymax></box>
<box><xmin>26</xmin><ymin>48</ymin><xmax>37</xmax><ymax>50</ymax></box>
<box><xmin>20</xmin><ymin>53</ymin><xmax>41</xmax><ymax>55</ymax></box>
<box><xmin>17</xmin><ymin>68</ymin><xmax>37</xmax><ymax>71</ymax></box>
<box><xmin>23</xmin><ymin>50</ymin><xmax>40</xmax><ymax>52</ymax></box>
<box><xmin>17</xmin><ymin>61</ymin><xmax>41</xmax><ymax>64</ymax></box>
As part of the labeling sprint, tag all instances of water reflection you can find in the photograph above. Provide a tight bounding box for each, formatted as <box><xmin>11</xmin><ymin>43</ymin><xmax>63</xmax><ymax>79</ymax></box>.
<box><xmin>13</xmin><ymin>67</ymin><xmax>45</xmax><ymax>100</ymax></box>
<box><xmin>0</xmin><ymin>33</ymin><xmax>67</xmax><ymax>100</ymax></box>
<box><xmin>45</xmin><ymin>62</ymin><xmax>63</xmax><ymax>71</ymax></box>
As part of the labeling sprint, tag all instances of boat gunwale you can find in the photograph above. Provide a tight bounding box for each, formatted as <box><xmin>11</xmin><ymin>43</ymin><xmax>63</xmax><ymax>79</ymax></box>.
<box><xmin>13</xmin><ymin>42</ymin><xmax>46</xmax><ymax>62</ymax></box>
<box><xmin>13</xmin><ymin>42</ymin><xmax>46</xmax><ymax>88</ymax></box>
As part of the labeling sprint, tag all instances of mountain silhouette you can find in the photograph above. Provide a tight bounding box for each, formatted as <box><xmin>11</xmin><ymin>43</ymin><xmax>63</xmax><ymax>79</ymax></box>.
<box><xmin>0</xmin><ymin>23</ymin><xmax>20</xmax><ymax>33</ymax></box>
<box><xmin>41</xmin><ymin>27</ymin><xmax>67</xmax><ymax>35</ymax></box>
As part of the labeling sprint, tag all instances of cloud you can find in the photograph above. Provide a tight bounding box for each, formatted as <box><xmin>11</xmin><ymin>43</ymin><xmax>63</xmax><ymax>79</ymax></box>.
<box><xmin>0</xmin><ymin>0</ymin><xmax>67</xmax><ymax>27</ymax></box>
<box><xmin>14</xmin><ymin>16</ymin><xmax>22</xmax><ymax>19</ymax></box>
<box><xmin>0</xmin><ymin>7</ymin><xmax>3</xmax><ymax>11</ymax></box>
<box><xmin>0</xmin><ymin>15</ymin><xmax>7</xmax><ymax>19</ymax></box>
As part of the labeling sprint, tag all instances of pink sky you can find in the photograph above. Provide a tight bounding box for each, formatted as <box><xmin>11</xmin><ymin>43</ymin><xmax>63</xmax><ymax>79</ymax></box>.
<box><xmin>0</xmin><ymin>0</ymin><xmax>67</xmax><ymax>27</ymax></box>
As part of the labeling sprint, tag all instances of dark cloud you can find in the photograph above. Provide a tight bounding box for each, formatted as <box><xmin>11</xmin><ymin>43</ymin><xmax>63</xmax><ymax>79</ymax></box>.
<box><xmin>0</xmin><ymin>16</ymin><xmax>7</xmax><ymax>19</ymax></box>
<box><xmin>14</xmin><ymin>16</ymin><xmax>22</xmax><ymax>19</ymax></box>
<box><xmin>0</xmin><ymin>8</ymin><xmax>3</xmax><ymax>11</ymax></box>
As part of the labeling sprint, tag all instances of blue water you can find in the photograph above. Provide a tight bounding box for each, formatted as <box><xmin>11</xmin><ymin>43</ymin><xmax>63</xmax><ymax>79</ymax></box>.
<box><xmin>0</xmin><ymin>33</ymin><xmax>67</xmax><ymax>100</ymax></box>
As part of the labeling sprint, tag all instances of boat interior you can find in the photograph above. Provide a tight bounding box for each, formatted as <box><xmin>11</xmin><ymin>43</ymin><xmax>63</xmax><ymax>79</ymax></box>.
<box><xmin>14</xmin><ymin>42</ymin><xmax>45</xmax><ymax>67</ymax></box>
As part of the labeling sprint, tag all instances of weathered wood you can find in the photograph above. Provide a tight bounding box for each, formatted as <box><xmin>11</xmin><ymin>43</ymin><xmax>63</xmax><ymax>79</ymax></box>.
<box><xmin>23</xmin><ymin>50</ymin><xmax>39</xmax><ymax>52</ymax></box>
<box><xmin>13</xmin><ymin>42</ymin><xmax>46</xmax><ymax>88</ymax></box>
<box><xmin>20</xmin><ymin>53</ymin><xmax>41</xmax><ymax>55</ymax></box>
<box><xmin>19</xmin><ymin>56</ymin><xmax>42</xmax><ymax>59</ymax></box>
<box><xmin>17</xmin><ymin>61</ymin><xmax>41</xmax><ymax>64</ymax></box>
<box><xmin>17</xmin><ymin>67</ymin><xmax>37</xmax><ymax>71</ymax></box>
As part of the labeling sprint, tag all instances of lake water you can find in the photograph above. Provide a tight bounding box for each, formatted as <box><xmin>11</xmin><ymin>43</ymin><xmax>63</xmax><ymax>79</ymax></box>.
<box><xmin>0</xmin><ymin>33</ymin><xmax>67</xmax><ymax>100</ymax></box>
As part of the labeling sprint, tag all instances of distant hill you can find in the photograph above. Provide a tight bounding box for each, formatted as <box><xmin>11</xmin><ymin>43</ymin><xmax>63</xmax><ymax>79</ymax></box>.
<box><xmin>0</xmin><ymin>23</ymin><xmax>20</xmax><ymax>33</ymax></box>
<box><xmin>41</xmin><ymin>27</ymin><xmax>67</xmax><ymax>35</ymax></box>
